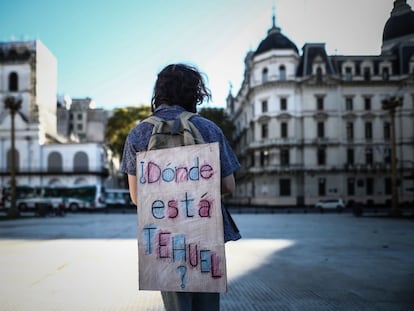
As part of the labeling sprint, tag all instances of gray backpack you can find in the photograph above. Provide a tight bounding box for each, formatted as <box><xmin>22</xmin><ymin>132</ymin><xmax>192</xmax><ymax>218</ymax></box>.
<box><xmin>143</xmin><ymin>111</ymin><xmax>205</xmax><ymax>150</ymax></box>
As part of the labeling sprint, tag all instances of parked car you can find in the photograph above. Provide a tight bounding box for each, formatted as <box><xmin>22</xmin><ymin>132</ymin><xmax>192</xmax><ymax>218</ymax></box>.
<box><xmin>315</xmin><ymin>198</ymin><xmax>346</xmax><ymax>212</ymax></box>
<box><xmin>105</xmin><ymin>189</ymin><xmax>134</xmax><ymax>208</ymax></box>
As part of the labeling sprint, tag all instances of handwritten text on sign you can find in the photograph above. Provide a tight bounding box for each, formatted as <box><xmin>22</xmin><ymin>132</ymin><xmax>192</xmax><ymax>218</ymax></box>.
<box><xmin>136</xmin><ymin>143</ymin><xmax>226</xmax><ymax>292</ymax></box>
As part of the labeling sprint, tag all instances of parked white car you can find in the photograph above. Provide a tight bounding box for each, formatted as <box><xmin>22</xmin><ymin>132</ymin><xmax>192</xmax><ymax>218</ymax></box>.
<box><xmin>315</xmin><ymin>198</ymin><xmax>346</xmax><ymax>212</ymax></box>
<box><xmin>105</xmin><ymin>189</ymin><xmax>134</xmax><ymax>208</ymax></box>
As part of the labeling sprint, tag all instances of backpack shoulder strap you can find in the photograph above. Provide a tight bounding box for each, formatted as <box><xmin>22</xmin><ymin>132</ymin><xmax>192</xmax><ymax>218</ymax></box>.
<box><xmin>141</xmin><ymin>115</ymin><xmax>163</xmax><ymax>127</ymax></box>
<box><xmin>177</xmin><ymin>111</ymin><xmax>205</xmax><ymax>145</ymax></box>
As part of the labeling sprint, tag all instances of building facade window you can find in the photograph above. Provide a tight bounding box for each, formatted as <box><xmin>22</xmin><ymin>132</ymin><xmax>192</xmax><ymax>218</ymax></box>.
<box><xmin>281</xmin><ymin>122</ymin><xmax>288</xmax><ymax>138</ymax></box>
<box><xmin>279</xmin><ymin>65</ymin><xmax>286</xmax><ymax>80</ymax></box>
<box><xmin>280</xmin><ymin>179</ymin><xmax>291</xmax><ymax>196</ymax></box>
<box><xmin>364</xmin><ymin>97</ymin><xmax>371</xmax><ymax>110</ymax></box>
<box><xmin>317</xmin><ymin>122</ymin><xmax>325</xmax><ymax>138</ymax></box>
<box><xmin>410</xmin><ymin>58</ymin><xmax>414</xmax><ymax>75</ymax></box>
<box><xmin>48</xmin><ymin>152</ymin><xmax>63</xmax><ymax>172</ymax></box>
<box><xmin>317</xmin><ymin>97</ymin><xmax>324</xmax><ymax>110</ymax></box>
<box><xmin>366</xmin><ymin>178</ymin><xmax>374</xmax><ymax>195</ymax></box>
<box><xmin>363</xmin><ymin>67</ymin><xmax>371</xmax><ymax>81</ymax></box>
<box><xmin>347</xmin><ymin>178</ymin><xmax>355</xmax><ymax>195</ymax></box>
<box><xmin>250</xmin><ymin>152</ymin><xmax>255</xmax><ymax>167</ymax></box>
<box><xmin>261</xmin><ymin>100</ymin><xmax>268</xmax><ymax>113</ymax></box>
<box><xmin>347</xmin><ymin>148</ymin><xmax>354</xmax><ymax>165</ymax></box>
<box><xmin>262</xmin><ymin>68</ymin><xmax>268</xmax><ymax>83</ymax></box>
<box><xmin>346</xmin><ymin>122</ymin><xmax>354</xmax><ymax>140</ymax></box>
<box><xmin>73</xmin><ymin>152</ymin><xmax>89</xmax><ymax>172</ymax></box>
<box><xmin>8</xmin><ymin>72</ymin><xmax>18</xmax><ymax>91</ymax></box>
<box><xmin>316</xmin><ymin>67</ymin><xmax>323</xmax><ymax>82</ymax></box>
<box><xmin>261</xmin><ymin>123</ymin><xmax>268</xmax><ymax>139</ymax></box>
<box><xmin>385</xmin><ymin>177</ymin><xmax>391</xmax><ymax>195</ymax></box>
<box><xmin>280</xmin><ymin>148</ymin><xmax>289</xmax><ymax>166</ymax></box>
<box><xmin>280</xmin><ymin>97</ymin><xmax>287</xmax><ymax>110</ymax></box>
<box><xmin>365</xmin><ymin>148</ymin><xmax>373</xmax><ymax>165</ymax></box>
<box><xmin>317</xmin><ymin>147</ymin><xmax>326</xmax><ymax>165</ymax></box>
<box><xmin>345</xmin><ymin>66</ymin><xmax>352</xmax><ymax>81</ymax></box>
<box><xmin>384</xmin><ymin>122</ymin><xmax>390</xmax><ymax>140</ymax></box>
<box><xmin>382</xmin><ymin>67</ymin><xmax>390</xmax><ymax>81</ymax></box>
<box><xmin>365</xmin><ymin>122</ymin><xmax>372</xmax><ymax>140</ymax></box>
<box><xmin>345</xmin><ymin>97</ymin><xmax>353</xmax><ymax>111</ymax></box>
<box><xmin>260</xmin><ymin>150</ymin><xmax>269</xmax><ymax>166</ymax></box>
<box><xmin>384</xmin><ymin>148</ymin><xmax>391</xmax><ymax>163</ymax></box>
<box><xmin>318</xmin><ymin>178</ymin><xmax>326</xmax><ymax>196</ymax></box>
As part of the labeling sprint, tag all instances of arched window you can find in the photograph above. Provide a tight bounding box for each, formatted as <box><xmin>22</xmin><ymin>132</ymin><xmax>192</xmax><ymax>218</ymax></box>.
<box><xmin>48</xmin><ymin>178</ymin><xmax>63</xmax><ymax>186</ymax></box>
<box><xmin>73</xmin><ymin>151</ymin><xmax>89</xmax><ymax>172</ymax></box>
<box><xmin>8</xmin><ymin>72</ymin><xmax>18</xmax><ymax>91</ymax></box>
<box><xmin>48</xmin><ymin>152</ymin><xmax>63</xmax><ymax>172</ymax></box>
<box><xmin>279</xmin><ymin>65</ymin><xmax>286</xmax><ymax>80</ymax></box>
<box><xmin>262</xmin><ymin>68</ymin><xmax>268</xmax><ymax>83</ymax></box>
<box><xmin>74</xmin><ymin>177</ymin><xmax>87</xmax><ymax>185</ymax></box>
<box><xmin>344</xmin><ymin>66</ymin><xmax>353</xmax><ymax>81</ymax></box>
<box><xmin>7</xmin><ymin>148</ymin><xmax>20</xmax><ymax>172</ymax></box>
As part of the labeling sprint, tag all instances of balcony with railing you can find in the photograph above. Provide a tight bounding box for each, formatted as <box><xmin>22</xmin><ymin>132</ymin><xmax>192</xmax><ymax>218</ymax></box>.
<box><xmin>343</xmin><ymin>162</ymin><xmax>390</xmax><ymax>173</ymax></box>
<box><xmin>247</xmin><ymin>164</ymin><xmax>304</xmax><ymax>175</ymax></box>
<box><xmin>248</xmin><ymin>138</ymin><xmax>303</xmax><ymax>149</ymax></box>
<box><xmin>303</xmin><ymin>137</ymin><xmax>341</xmax><ymax>146</ymax></box>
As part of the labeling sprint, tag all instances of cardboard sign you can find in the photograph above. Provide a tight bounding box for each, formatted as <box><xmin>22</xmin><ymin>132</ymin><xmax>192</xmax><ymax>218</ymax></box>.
<box><xmin>136</xmin><ymin>142</ymin><xmax>226</xmax><ymax>292</ymax></box>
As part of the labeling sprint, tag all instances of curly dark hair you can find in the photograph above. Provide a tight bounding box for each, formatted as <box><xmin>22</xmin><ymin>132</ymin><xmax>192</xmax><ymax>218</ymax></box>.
<box><xmin>151</xmin><ymin>63</ymin><xmax>212</xmax><ymax>113</ymax></box>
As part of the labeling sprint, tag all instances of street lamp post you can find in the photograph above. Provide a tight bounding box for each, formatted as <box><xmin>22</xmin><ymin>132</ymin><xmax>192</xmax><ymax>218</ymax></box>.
<box><xmin>5</xmin><ymin>95</ymin><xmax>22</xmax><ymax>218</ymax></box>
<box><xmin>382</xmin><ymin>95</ymin><xmax>402</xmax><ymax>216</ymax></box>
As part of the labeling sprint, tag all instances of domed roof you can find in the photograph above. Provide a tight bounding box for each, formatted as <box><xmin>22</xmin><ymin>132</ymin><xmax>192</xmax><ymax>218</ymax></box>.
<box><xmin>383</xmin><ymin>0</ymin><xmax>414</xmax><ymax>42</ymax></box>
<box><xmin>254</xmin><ymin>15</ymin><xmax>298</xmax><ymax>56</ymax></box>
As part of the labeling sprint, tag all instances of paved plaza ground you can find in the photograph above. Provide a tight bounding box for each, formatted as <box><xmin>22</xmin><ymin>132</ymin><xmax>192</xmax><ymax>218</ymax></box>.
<box><xmin>0</xmin><ymin>211</ymin><xmax>413</xmax><ymax>310</ymax></box>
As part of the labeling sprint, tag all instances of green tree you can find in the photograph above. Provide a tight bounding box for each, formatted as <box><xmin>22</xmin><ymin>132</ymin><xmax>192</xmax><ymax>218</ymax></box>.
<box><xmin>198</xmin><ymin>107</ymin><xmax>235</xmax><ymax>143</ymax></box>
<box><xmin>106</xmin><ymin>105</ymin><xmax>151</xmax><ymax>159</ymax></box>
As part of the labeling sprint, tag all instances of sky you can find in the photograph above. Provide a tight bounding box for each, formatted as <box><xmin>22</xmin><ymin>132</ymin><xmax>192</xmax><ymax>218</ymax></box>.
<box><xmin>1</xmin><ymin>0</ymin><xmax>411</xmax><ymax>110</ymax></box>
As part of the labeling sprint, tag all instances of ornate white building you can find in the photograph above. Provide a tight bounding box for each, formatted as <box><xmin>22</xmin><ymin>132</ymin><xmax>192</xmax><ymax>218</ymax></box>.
<box><xmin>227</xmin><ymin>0</ymin><xmax>414</xmax><ymax>207</ymax></box>
<box><xmin>0</xmin><ymin>40</ymin><xmax>109</xmax><ymax>190</ymax></box>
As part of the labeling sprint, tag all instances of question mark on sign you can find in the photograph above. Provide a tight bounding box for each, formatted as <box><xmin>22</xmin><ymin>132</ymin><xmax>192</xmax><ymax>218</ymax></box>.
<box><xmin>177</xmin><ymin>265</ymin><xmax>187</xmax><ymax>289</ymax></box>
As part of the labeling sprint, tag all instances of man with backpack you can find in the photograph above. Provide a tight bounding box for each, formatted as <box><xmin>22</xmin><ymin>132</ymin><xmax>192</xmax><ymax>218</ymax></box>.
<box><xmin>121</xmin><ymin>63</ymin><xmax>241</xmax><ymax>311</ymax></box>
